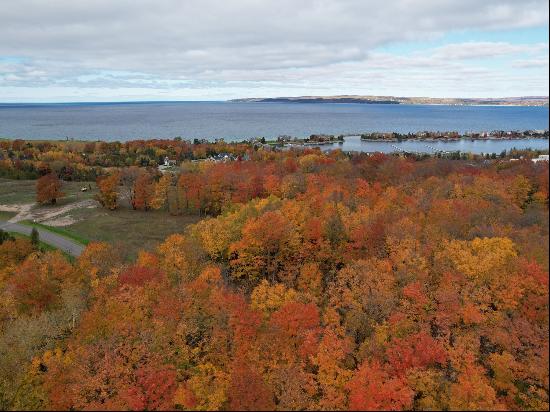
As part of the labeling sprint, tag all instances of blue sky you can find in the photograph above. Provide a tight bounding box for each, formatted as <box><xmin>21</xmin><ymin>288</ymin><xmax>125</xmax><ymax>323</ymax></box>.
<box><xmin>0</xmin><ymin>0</ymin><xmax>548</xmax><ymax>102</ymax></box>
<box><xmin>377</xmin><ymin>26</ymin><xmax>548</xmax><ymax>56</ymax></box>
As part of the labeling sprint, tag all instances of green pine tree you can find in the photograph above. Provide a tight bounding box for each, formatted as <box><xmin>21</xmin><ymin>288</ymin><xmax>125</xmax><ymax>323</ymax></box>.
<box><xmin>30</xmin><ymin>227</ymin><xmax>40</xmax><ymax>248</ymax></box>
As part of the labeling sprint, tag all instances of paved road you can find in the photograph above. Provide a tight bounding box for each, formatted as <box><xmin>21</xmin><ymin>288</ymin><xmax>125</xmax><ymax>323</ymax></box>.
<box><xmin>0</xmin><ymin>220</ymin><xmax>84</xmax><ymax>257</ymax></box>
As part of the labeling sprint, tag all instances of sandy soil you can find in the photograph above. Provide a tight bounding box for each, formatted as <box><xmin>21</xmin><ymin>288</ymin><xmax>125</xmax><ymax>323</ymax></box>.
<box><xmin>0</xmin><ymin>199</ymin><xmax>98</xmax><ymax>226</ymax></box>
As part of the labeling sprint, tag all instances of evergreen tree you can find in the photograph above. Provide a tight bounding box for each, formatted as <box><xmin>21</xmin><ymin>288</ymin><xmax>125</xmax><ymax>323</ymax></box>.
<box><xmin>30</xmin><ymin>227</ymin><xmax>40</xmax><ymax>248</ymax></box>
<box><xmin>0</xmin><ymin>229</ymin><xmax>14</xmax><ymax>245</ymax></box>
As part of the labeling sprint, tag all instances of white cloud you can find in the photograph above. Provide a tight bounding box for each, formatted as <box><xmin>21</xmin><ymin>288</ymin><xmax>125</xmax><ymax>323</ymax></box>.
<box><xmin>512</xmin><ymin>57</ymin><xmax>550</xmax><ymax>68</ymax></box>
<box><xmin>0</xmin><ymin>0</ymin><xmax>548</xmax><ymax>100</ymax></box>
<box><xmin>430</xmin><ymin>42</ymin><xmax>548</xmax><ymax>60</ymax></box>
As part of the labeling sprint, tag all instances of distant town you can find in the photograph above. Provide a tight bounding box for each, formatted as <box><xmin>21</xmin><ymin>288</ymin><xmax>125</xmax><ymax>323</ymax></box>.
<box><xmin>230</xmin><ymin>95</ymin><xmax>549</xmax><ymax>106</ymax></box>
<box><xmin>359</xmin><ymin>129</ymin><xmax>549</xmax><ymax>141</ymax></box>
<box><xmin>239</xmin><ymin>129</ymin><xmax>549</xmax><ymax>148</ymax></box>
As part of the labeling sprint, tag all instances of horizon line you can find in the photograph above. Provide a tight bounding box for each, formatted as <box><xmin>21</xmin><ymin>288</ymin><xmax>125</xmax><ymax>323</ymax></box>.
<box><xmin>1</xmin><ymin>95</ymin><xmax>549</xmax><ymax>105</ymax></box>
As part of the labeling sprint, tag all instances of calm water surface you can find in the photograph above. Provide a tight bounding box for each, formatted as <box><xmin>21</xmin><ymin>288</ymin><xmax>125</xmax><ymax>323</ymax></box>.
<box><xmin>0</xmin><ymin>101</ymin><xmax>547</xmax><ymax>153</ymax></box>
<box><xmin>315</xmin><ymin>136</ymin><xmax>549</xmax><ymax>154</ymax></box>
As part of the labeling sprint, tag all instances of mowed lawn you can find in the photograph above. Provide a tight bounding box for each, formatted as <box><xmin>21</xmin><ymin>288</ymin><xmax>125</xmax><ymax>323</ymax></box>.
<box><xmin>0</xmin><ymin>211</ymin><xmax>16</xmax><ymax>220</ymax></box>
<box><xmin>66</xmin><ymin>207</ymin><xmax>201</xmax><ymax>260</ymax></box>
<box><xmin>0</xmin><ymin>178</ymin><xmax>96</xmax><ymax>205</ymax></box>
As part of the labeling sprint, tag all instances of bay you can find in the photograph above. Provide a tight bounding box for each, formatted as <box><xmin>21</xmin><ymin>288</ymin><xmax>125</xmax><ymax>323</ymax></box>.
<box><xmin>0</xmin><ymin>101</ymin><xmax>547</xmax><ymax>153</ymax></box>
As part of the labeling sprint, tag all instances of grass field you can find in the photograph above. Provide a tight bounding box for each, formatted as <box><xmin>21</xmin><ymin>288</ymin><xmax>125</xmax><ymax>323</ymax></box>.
<box><xmin>0</xmin><ymin>211</ymin><xmax>16</xmax><ymax>220</ymax></box>
<box><xmin>1</xmin><ymin>178</ymin><xmax>201</xmax><ymax>260</ymax></box>
<box><xmin>19</xmin><ymin>220</ymin><xmax>90</xmax><ymax>245</ymax></box>
<box><xmin>0</xmin><ymin>178</ymin><xmax>97</xmax><ymax>206</ymax></box>
<box><xmin>65</xmin><ymin>207</ymin><xmax>201</xmax><ymax>260</ymax></box>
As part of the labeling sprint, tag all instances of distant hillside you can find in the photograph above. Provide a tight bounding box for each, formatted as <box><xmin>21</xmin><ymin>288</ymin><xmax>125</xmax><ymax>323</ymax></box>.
<box><xmin>230</xmin><ymin>95</ymin><xmax>549</xmax><ymax>106</ymax></box>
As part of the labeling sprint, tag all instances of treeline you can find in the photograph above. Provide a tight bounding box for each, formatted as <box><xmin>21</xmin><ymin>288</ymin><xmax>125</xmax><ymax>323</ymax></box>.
<box><xmin>2</xmin><ymin>138</ymin><xmax>549</xmax><ymax>183</ymax></box>
<box><xmin>96</xmin><ymin>150</ymin><xmax>549</xmax><ymax>218</ymax></box>
<box><xmin>0</xmin><ymin>149</ymin><xmax>548</xmax><ymax>410</ymax></box>
<box><xmin>0</xmin><ymin>138</ymin><xmax>253</xmax><ymax>181</ymax></box>
<box><xmin>97</xmin><ymin>155</ymin><xmax>329</xmax><ymax>215</ymax></box>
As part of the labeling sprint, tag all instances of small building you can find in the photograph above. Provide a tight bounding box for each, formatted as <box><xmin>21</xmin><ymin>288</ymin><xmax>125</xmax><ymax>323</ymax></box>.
<box><xmin>532</xmin><ymin>154</ymin><xmax>549</xmax><ymax>163</ymax></box>
<box><xmin>207</xmin><ymin>153</ymin><xmax>237</xmax><ymax>162</ymax></box>
<box><xmin>164</xmin><ymin>156</ymin><xmax>177</xmax><ymax>166</ymax></box>
<box><xmin>158</xmin><ymin>156</ymin><xmax>178</xmax><ymax>173</ymax></box>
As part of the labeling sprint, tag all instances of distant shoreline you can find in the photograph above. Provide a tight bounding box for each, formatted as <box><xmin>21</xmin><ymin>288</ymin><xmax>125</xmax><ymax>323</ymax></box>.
<box><xmin>1</xmin><ymin>102</ymin><xmax>547</xmax><ymax>141</ymax></box>
<box><xmin>3</xmin><ymin>132</ymin><xmax>547</xmax><ymax>145</ymax></box>
<box><xmin>0</xmin><ymin>96</ymin><xmax>548</xmax><ymax>107</ymax></box>
<box><xmin>230</xmin><ymin>95</ymin><xmax>549</xmax><ymax>107</ymax></box>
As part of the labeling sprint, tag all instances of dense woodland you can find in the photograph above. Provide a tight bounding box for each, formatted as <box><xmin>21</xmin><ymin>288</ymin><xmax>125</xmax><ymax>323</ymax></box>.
<box><xmin>0</xmin><ymin>139</ymin><xmax>251</xmax><ymax>180</ymax></box>
<box><xmin>0</xmin><ymin>140</ymin><xmax>549</xmax><ymax>410</ymax></box>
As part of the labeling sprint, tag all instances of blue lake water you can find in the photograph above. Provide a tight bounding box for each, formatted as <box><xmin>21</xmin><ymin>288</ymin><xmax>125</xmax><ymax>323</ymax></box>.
<box><xmin>0</xmin><ymin>101</ymin><xmax>547</xmax><ymax>153</ymax></box>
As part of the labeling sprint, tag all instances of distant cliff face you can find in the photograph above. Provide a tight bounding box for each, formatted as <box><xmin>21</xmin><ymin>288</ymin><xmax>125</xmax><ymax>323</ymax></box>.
<box><xmin>229</xmin><ymin>95</ymin><xmax>549</xmax><ymax>106</ymax></box>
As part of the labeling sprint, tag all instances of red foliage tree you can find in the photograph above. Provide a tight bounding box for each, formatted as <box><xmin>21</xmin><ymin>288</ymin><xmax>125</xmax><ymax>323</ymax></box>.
<box><xmin>132</xmin><ymin>172</ymin><xmax>154</xmax><ymax>210</ymax></box>
<box><xmin>228</xmin><ymin>360</ymin><xmax>275</xmax><ymax>411</ymax></box>
<box><xmin>386</xmin><ymin>331</ymin><xmax>447</xmax><ymax>374</ymax></box>
<box><xmin>122</xmin><ymin>365</ymin><xmax>177</xmax><ymax>411</ymax></box>
<box><xmin>348</xmin><ymin>360</ymin><xmax>414</xmax><ymax>411</ymax></box>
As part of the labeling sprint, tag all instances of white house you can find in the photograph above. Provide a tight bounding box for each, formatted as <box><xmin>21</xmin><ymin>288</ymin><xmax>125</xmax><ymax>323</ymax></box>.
<box><xmin>532</xmin><ymin>154</ymin><xmax>549</xmax><ymax>163</ymax></box>
<box><xmin>164</xmin><ymin>156</ymin><xmax>177</xmax><ymax>166</ymax></box>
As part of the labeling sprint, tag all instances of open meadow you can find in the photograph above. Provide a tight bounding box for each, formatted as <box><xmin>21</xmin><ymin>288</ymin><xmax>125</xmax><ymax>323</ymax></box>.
<box><xmin>1</xmin><ymin>178</ymin><xmax>200</xmax><ymax>259</ymax></box>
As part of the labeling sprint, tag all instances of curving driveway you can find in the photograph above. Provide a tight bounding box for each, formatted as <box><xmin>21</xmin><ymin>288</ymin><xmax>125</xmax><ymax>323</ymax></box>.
<box><xmin>0</xmin><ymin>220</ymin><xmax>84</xmax><ymax>257</ymax></box>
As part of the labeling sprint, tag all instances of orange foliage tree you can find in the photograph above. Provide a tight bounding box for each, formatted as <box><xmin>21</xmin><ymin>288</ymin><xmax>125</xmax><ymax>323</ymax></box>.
<box><xmin>96</xmin><ymin>172</ymin><xmax>120</xmax><ymax>210</ymax></box>
<box><xmin>36</xmin><ymin>172</ymin><xmax>63</xmax><ymax>204</ymax></box>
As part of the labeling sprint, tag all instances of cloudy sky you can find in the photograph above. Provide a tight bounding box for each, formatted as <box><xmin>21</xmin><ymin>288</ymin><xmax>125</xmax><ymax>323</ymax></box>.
<box><xmin>0</xmin><ymin>0</ymin><xmax>548</xmax><ymax>102</ymax></box>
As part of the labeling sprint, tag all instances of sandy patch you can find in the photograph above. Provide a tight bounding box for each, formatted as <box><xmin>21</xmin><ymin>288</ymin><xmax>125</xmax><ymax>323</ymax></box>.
<box><xmin>0</xmin><ymin>203</ymin><xmax>34</xmax><ymax>222</ymax></box>
<box><xmin>1</xmin><ymin>199</ymin><xmax>99</xmax><ymax>224</ymax></box>
<box><xmin>42</xmin><ymin>215</ymin><xmax>80</xmax><ymax>227</ymax></box>
<box><xmin>0</xmin><ymin>204</ymin><xmax>22</xmax><ymax>213</ymax></box>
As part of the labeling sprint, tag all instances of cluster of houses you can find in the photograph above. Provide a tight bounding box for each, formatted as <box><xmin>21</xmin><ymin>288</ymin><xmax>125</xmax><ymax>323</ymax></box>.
<box><xmin>509</xmin><ymin>154</ymin><xmax>549</xmax><ymax>163</ymax></box>
<box><xmin>361</xmin><ymin>131</ymin><xmax>461</xmax><ymax>141</ymax></box>
<box><xmin>204</xmin><ymin>153</ymin><xmax>240</xmax><ymax>162</ymax></box>
<box><xmin>360</xmin><ymin>130</ymin><xmax>549</xmax><ymax>141</ymax></box>
<box><xmin>464</xmin><ymin>130</ymin><xmax>549</xmax><ymax>139</ymax></box>
<box><xmin>158</xmin><ymin>152</ymin><xmax>246</xmax><ymax>172</ymax></box>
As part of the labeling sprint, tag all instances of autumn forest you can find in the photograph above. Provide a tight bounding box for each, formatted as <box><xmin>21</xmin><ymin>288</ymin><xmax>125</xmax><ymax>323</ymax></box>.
<box><xmin>0</xmin><ymin>138</ymin><xmax>549</xmax><ymax>411</ymax></box>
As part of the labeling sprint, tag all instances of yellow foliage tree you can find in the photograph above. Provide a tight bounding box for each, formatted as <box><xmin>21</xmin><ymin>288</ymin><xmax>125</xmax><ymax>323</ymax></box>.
<box><xmin>296</xmin><ymin>262</ymin><xmax>323</xmax><ymax>301</ymax></box>
<box><xmin>157</xmin><ymin>234</ymin><xmax>204</xmax><ymax>282</ymax></box>
<box><xmin>251</xmin><ymin>279</ymin><xmax>299</xmax><ymax>316</ymax></box>
<box><xmin>508</xmin><ymin>175</ymin><xmax>532</xmax><ymax>209</ymax></box>
<box><xmin>192</xmin><ymin>216</ymin><xmax>238</xmax><ymax>261</ymax></box>
<box><xmin>437</xmin><ymin>237</ymin><xmax>517</xmax><ymax>282</ymax></box>
<box><xmin>150</xmin><ymin>174</ymin><xmax>172</xmax><ymax>210</ymax></box>
<box><xmin>185</xmin><ymin>363</ymin><xmax>230</xmax><ymax>411</ymax></box>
